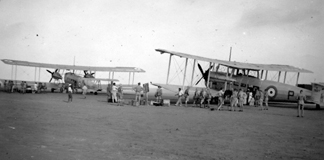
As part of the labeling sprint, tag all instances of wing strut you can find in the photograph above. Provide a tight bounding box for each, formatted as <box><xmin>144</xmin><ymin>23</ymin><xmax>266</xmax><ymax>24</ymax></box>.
<box><xmin>128</xmin><ymin>72</ymin><xmax>131</xmax><ymax>85</ymax></box>
<box><xmin>207</xmin><ymin>62</ymin><xmax>212</xmax><ymax>88</ymax></box>
<box><xmin>166</xmin><ymin>54</ymin><xmax>172</xmax><ymax>84</ymax></box>
<box><xmin>132</xmin><ymin>72</ymin><xmax>135</xmax><ymax>85</ymax></box>
<box><xmin>182</xmin><ymin>58</ymin><xmax>188</xmax><ymax>89</ymax></box>
<box><xmin>190</xmin><ymin>59</ymin><xmax>196</xmax><ymax>86</ymax></box>
<box><xmin>296</xmin><ymin>72</ymin><xmax>300</xmax><ymax>86</ymax></box>
<box><xmin>34</xmin><ymin>67</ymin><xmax>37</xmax><ymax>82</ymax></box>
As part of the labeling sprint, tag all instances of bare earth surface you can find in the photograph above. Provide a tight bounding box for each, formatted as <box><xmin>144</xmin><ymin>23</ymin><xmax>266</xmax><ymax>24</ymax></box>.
<box><xmin>0</xmin><ymin>92</ymin><xmax>323</xmax><ymax>160</ymax></box>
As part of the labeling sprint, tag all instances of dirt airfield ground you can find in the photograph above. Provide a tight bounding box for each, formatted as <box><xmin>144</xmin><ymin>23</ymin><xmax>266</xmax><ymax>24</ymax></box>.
<box><xmin>0</xmin><ymin>92</ymin><xmax>323</xmax><ymax>160</ymax></box>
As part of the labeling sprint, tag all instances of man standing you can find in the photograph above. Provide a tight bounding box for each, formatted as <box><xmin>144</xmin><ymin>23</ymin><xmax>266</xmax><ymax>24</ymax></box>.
<box><xmin>230</xmin><ymin>89</ymin><xmax>238</xmax><ymax>111</ymax></box>
<box><xmin>107</xmin><ymin>83</ymin><xmax>112</xmax><ymax>102</ymax></box>
<box><xmin>193</xmin><ymin>88</ymin><xmax>200</xmax><ymax>107</ymax></box>
<box><xmin>10</xmin><ymin>81</ymin><xmax>14</xmax><ymax>93</ymax></box>
<box><xmin>205</xmin><ymin>88</ymin><xmax>212</xmax><ymax>108</ymax></box>
<box><xmin>117</xmin><ymin>84</ymin><xmax>123</xmax><ymax>106</ymax></box>
<box><xmin>4</xmin><ymin>80</ymin><xmax>7</xmax><ymax>92</ymax></box>
<box><xmin>217</xmin><ymin>88</ymin><xmax>225</xmax><ymax>110</ymax></box>
<box><xmin>143</xmin><ymin>83</ymin><xmax>149</xmax><ymax>105</ymax></box>
<box><xmin>175</xmin><ymin>88</ymin><xmax>184</xmax><ymax>106</ymax></box>
<box><xmin>238</xmin><ymin>89</ymin><xmax>245</xmax><ymax>112</ymax></box>
<box><xmin>111</xmin><ymin>83</ymin><xmax>118</xmax><ymax>103</ymax></box>
<box><xmin>200</xmin><ymin>88</ymin><xmax>207</xmax><ymax>108</ymax></box>
<box><xmin>255</xmin><ymin>88</ymin><xmax>261</xmax><ymax>107</ymax></box>
<box><xmin>22</xmin><ymin>81</ymin><xmax>27</xmax><ymax>94</ymax></box>
<box><xmin>155</xmin><ymin>86</ymin><xmax>163</xmax><ymax>103</ymax></box>
<box><xmin>184</xmin><ymin>86</ymin><xmax>190</xmax><ymax>107</ymax></box>
<box><xmin>297</xmin><ymin>90</ymin><xmax>306</xmax><ymax>117</ymax></box>
<box><xmin>33</xmin><ymin>82</ymin><xmax>38</xmax><ymax>94</ymax></box>
<box><xmin>68</xmin><ymin>84</ymin><xmax>73</xmax><ymax>102</ymax></box>
<box><xmin>82</xmin><ymin>84</ymin><xmax>88</xmax><ymax>99</ymax></box>
<box><xmin>133</xmin><ymin>82</ymin><xmax>143</xmax><ymax>104</ymax></box>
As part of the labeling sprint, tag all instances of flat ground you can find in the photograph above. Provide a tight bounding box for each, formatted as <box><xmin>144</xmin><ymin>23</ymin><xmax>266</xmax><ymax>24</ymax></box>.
<box><xmin>0</xmin><ymin>92</ymin><xmax>323</xmax><ymax>160</ymax></box>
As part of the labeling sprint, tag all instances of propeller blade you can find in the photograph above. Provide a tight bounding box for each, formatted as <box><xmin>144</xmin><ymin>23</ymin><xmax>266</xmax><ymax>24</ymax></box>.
<box><xmin>46</xmin><ymin>70</ymin><xmax>53</xmax><ymax>74</ymax></box>
<box><xmin>197</xmin><ymin>63</ymin><xmax>204</xmax><ymax>75</ymax></box>
<box><xmin>55</xmin><ymin>69</ymin><xmax>58</xmax><ymax>73</ymax></box>
<box><xmin>90</xmin><ymin>73</ymin><xmax>95</xmax><ymax>76</ymax></box>
<box><xmin>84</xmin><ymin>70</ymin><xmax>87</xmax><ymax>75</ymax></box>
<box><xmin>195</xmin><ymin>77</ymin><xmax>204</xmax><ymax>85</ymax></box>
<box><xmin>208</xmin><ymin>65</ymin><xmax>214</xmax><ymax>71</ymax></box>
<box><xmin>49</xmin><ymin>78</ymin><xmax>53</xmax><ymax>82</ymax></box>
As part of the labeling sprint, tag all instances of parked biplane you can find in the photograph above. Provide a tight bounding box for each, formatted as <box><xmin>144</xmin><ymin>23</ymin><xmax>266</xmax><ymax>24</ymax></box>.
<box><xmin>1</xmin><ymin>59</ymin><xmax>145</xmax><ymax>94</ymax></box>
<box><xmin>152</xmin><ymin>49</ymin><xmax>323</xmax><ymax>109</ymax></box>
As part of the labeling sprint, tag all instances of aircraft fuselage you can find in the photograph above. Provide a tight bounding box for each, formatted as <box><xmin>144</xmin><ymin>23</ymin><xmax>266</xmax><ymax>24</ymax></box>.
<box><xmin>64</xmin><ymin>73</ymin><xmax>99</xmax><ymax>91</ymax></box>
<box><xmin>210</xmin><ymin>73</ymin><xmax>312</xmax><ymax>102</ymax></box>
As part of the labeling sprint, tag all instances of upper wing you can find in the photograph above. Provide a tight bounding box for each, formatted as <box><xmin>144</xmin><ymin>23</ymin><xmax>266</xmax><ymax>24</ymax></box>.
<box><xmin>155</xmin><ymin>49</ymin><xmax>313</xmax><ymax>73</ymax></box>
<box><xmin>1</xmin><ymin>59</ymin><xmax>145</xmax><ymax>73</ymax></box>
<box><xmin>84</xmin><ymin>78</ymin><xmax>119</xmax><ymax>82</ymax></box>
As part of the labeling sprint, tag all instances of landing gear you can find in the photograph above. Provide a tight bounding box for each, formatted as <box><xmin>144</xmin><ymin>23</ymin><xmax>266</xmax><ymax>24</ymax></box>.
<box><xmin>316</xmin><ymin>104</ymin><xmax>321</xmax><ymax>110</ymax></box>
<box><xmin>94</xmin><ymin>92</ymin><xmax>98</xmax><ymax>95</ymax></box>
<box><xmin>51</xmin><ymin>88</ymin><xmax>55</xmax><ymax>93</ymax></box>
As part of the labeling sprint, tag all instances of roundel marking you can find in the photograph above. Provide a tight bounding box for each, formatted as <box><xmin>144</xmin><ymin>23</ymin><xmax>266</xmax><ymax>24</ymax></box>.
<box><xmin>266</xmin><ymin>86</ymin><xmax>277</xmax><ymax>99</ymax></box>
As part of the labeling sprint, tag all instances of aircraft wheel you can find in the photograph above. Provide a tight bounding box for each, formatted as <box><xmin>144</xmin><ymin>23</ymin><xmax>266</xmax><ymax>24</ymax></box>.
<box><xmin>94</xmin><ymin>92</ymin><xmax>98</xmax><ymax>95</ymax></box>
<box><xmin>316</xmin><ymin>104</ymin><xmax>321</xmax><ymax>110</ymax></box>
<box><xmin>51</xmin><ymin>88</ymin><xmax>55</xmax><ymax>92</ymax></box>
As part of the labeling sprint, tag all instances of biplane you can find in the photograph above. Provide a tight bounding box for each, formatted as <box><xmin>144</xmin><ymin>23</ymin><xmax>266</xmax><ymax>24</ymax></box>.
<box><xmin>152</xmin><ymin>49</ymin><xmax>323</xmax><ymax>109</ymax></box>
<box><xmin>1</xmin><ymin>59</ymin><xmax>145</xmax><ymax>94</ymax></box>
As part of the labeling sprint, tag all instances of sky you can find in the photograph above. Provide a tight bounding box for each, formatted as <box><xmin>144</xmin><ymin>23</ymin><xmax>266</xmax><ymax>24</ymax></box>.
<box><xmin>0</xmin><ymin>0</ymin><xmax>323</xmax><ymax>86</ymax></box>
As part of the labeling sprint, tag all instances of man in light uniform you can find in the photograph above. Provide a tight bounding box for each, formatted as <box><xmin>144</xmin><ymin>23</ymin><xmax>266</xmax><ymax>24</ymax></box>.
<box><xmin>111</xmin><ymin>83</ymin><xmax>118</xmax><ymax>103</ymax></box>
<box><xmin>33</xmin><ymin>82</ymin><xmax>38</xmax><ymax>94</ymax></box>
<box><xmin>297</xmin><ymin>90</ymin><xmax>306</xmax><ymax>117</ymax></box>
<box><xmin>193</xmin><ymin>88</ymin><xmax>200</xmax><ymax>107</ymax></box>
<box><xmin>67</xmin><ymin>84</ymin><xmax>73</xmax><ymax>102</ymax></box>
<box><xmin>217</xmin><ymin>88</ymin><xmax>225</xmax><ymax>110</ymax></box>
<box><xmin>175</xmin><ymin>88</ymin><xmax>184</xmax><ymax>106</ymax></box>
<box><xmin>238</xmin><ymin>89</ymin><xmax>245</xmax><ymax>112</ymax></box>
<box><xmin>133</xmin><ymin>82</ymin><xmax>143</xmax><ymax>104</ymax></box>
<box><xmin>230</xmin><ymin>89</ymin><xmax>238</xmax><ymax>111</ymax></box>
<box><xmin>184</xmin><ymin>86</ymin><xmax>190</xmax><ymax>107</ymax></box>
<box><xmin>82</xmin><ymin>84</ymin><xmax>88</xmax><ymax>99</ymax></box>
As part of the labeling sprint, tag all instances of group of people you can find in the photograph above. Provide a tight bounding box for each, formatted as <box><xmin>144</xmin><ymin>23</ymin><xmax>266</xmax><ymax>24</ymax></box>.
<box><xmin>67</xmin><ymin>83</ymin><xmax>89</xmax><ymax>103</ymax></box>
<box><xmin>216</xmin><ymin>88</ymin><xmax>269</xmax><ymax>112</ymax></box>
<box><xmin>132</xmin><ymin>82</ymin><xmax>151</xmax><ymax>106</ymax></box>
<box><xmin>107</xmin><ymin>83</ymin><xmax>124</xmax><ymax>105</ymax></box>
<box><xmin>2</xmin><ymin>80</ymin><xmax>46</xmax><ymax>94</ymax></box>
<box><xmin>1</xmin><ymin>79</ymin><xmax>309</xmax><ymax>117</ymax></box>
<box><xmin>192</xmin><ymin>87</ymin><xmax>212</xmax><ymax>108</ymax></box>
<box><xmin>169</xmin><ymin>86</ymin><xmax>271</xmax><ymax>112</ymax></box>
<box><xmin>173</xmin><ymin>87</ymin><xmax>212</xmax><ymax>108</ymax></box>
<box><xmin>3</xmin><ymin>80</ymin><xmax>15</xmax><ymax>93</ymax></box>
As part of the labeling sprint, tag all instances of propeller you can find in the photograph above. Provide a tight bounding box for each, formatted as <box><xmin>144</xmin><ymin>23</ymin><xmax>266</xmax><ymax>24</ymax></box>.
<box><xmin>195</xmin><ymin>63</ymin><xmax>214</xmax><ymax>86</ymax></box>
<box><xmin>47</xmin><ymin>69</ymin><xmax>62</xmax><ymax>82</ymax></box>
<box><xmin>83</xmin><ymin>70</ymin><xmax>95</xmax><ymax>78</ymax></box>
